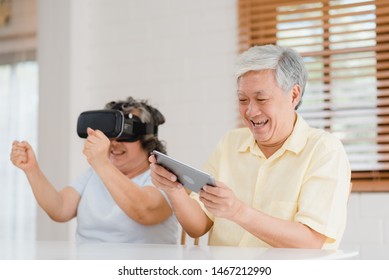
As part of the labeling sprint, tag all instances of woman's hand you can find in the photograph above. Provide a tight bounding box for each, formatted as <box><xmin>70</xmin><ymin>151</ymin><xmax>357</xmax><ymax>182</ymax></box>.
<box><xmin>10</xmin><ymin>140</ymin><xmax>38</xmax><ymax>173</ymax></box>
<box><xmin>82</xmin><ymin>127</ymin><xmax>111</xmax><ymax>168</ymax></box>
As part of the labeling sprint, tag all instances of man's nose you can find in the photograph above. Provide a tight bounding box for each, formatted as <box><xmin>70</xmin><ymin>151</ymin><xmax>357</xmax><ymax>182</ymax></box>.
<box><xmin>246</xmin><ymin>102</ymin><xmax>259</xmax><ymax>117</ymax></box>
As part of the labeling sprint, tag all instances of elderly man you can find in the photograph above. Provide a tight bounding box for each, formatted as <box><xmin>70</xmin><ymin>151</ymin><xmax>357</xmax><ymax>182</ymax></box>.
<box><xmin>150</xmin><ymin>45</ymin><xmax>351</xmax><ymax>249</ymax></box>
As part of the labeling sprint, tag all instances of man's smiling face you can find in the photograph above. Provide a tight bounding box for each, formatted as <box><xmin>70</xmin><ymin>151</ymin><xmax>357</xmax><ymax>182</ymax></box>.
<box><xmin>237</xmin><ymin>70</ymin><xmax>300</xmax><ymax>156</ymax></box>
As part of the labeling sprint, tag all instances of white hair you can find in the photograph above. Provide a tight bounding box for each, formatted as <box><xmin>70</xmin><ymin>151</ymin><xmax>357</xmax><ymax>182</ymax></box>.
<box><xmin>235</xmin><ymin>45</ymin><xmax>308</xmax><ymax>109</ymax></box>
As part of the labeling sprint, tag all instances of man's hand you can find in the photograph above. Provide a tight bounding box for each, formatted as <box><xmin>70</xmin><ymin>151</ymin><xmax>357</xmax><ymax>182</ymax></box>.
<box><xmin>199</xmin><ymin>181</ymin><xmax>243</xmax><ymax>220</ymax></box>
<box><xmin>149</xmin><ymin>154</ymin><xmax>183</xmax><ymax>193</ymax></box>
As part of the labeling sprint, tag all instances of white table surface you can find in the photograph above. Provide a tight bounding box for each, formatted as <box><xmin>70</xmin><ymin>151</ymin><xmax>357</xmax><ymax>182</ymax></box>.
<box><xmin>0</xmin><ymin>240</ymin><xmax>358</xmax><ymax>260</ymax></box>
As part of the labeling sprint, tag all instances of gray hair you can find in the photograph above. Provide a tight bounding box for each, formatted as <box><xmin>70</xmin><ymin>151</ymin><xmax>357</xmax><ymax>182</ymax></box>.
<box><xmin>235</xmin><ymin>45</ymin><xmax>308</xmax><ymax>109</ymax></box>
<box><xmin>105</xmin><ymin>97</ymin><xmax>167</xmax><ymax>154</ymax></box>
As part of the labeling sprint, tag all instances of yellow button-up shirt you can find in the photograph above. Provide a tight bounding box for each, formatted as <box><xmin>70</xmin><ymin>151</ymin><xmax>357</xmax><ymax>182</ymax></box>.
<box><xmin>191</xmin><ymin>114</ymin><xmax>351</xmax><ymax>249</ymax></box>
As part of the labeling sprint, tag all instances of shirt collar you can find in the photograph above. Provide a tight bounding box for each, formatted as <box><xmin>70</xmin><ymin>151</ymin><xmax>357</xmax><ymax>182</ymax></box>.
<box><xmin>281</xmin><ymin>113</ymin><xmax>309</xmax><ymax>155</ymax></box>
<box><xmin>237</xmin><ymin>113</ymin><xmax>309</xmax><ymax>157</ymax></box>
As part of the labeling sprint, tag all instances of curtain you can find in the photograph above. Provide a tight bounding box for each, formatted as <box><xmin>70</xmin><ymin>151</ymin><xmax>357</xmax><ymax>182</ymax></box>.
<box><xmin>0</xmin><ymin>51</ymin><xmax>38</xmax><ymax>239</ymax></box>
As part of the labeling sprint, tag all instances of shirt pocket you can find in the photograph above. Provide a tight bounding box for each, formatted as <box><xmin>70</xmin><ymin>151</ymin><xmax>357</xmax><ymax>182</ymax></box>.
<box><xmin>269</xmin><ymin>201</ymin><xmax>298</xmax><ymax>221</ymax></box>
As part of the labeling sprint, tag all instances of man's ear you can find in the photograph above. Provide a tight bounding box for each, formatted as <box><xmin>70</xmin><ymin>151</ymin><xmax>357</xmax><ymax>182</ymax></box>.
<box><xmin>291</xmin><ymin>84</ymin><xmax>302</xmax><ymax>108</ymax></box>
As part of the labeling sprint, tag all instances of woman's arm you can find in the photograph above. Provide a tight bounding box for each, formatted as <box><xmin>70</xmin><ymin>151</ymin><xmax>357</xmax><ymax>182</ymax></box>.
<box><xmin>10</xmin><ymin>141</ymin><xmax>80</xmax><ymax>222</ymax></box>
<box><xmin>93</xmin><ymin>161</ymin><xmax>173</xmax><ymax>225</ymax></box>
<box><xmin>82</xmin><ymin>128</ymin><xmax>172</xmax><ymax>225</ymax></box>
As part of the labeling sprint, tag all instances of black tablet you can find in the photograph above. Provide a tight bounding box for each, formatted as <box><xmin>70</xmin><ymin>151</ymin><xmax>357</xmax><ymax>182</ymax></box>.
<box><xmin>152</xmin><ymin>150</ymin><xmax>215</xmax><ymax>192</ymax></box>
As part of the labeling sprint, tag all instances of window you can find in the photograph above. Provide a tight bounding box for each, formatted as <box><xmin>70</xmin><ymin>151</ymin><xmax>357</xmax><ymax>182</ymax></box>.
<box><xmin>238</xmin><ymin>0</ymin><xmax>389</xmax><ymax>191</ymax></box>
<box><xmin>0</xmin><ymin>51</ymin><xmax>38</xmax><ymax>239</ymax></box>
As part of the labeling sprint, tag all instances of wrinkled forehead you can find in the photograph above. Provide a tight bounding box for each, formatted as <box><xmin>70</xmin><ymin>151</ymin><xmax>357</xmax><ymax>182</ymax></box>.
<box><xmin>237</xmin><ymin>69</ymin><xmax>275</xmax><ymax>82</ymax></box>
<box><xmin>237</xmin><ymin>70</ymin><xmax>278</xmax><ymax>88</ymax></box>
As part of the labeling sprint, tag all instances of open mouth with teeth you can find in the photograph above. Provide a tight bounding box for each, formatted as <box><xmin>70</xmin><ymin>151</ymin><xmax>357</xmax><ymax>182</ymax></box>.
<box><xmin>110</xmin><ymin>150</ymin><xmax>125</xmax><ymax>156</ymax></box>
<box><xmin>250</xmin><ymin>119</ymin><xmax>269</xmax><ymax>127</ymax></box>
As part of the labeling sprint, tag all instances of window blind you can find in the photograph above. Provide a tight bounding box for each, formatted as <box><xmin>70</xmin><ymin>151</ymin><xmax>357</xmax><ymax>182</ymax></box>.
<box><xmin>238</xmin><ymin>0</ymin><xmax>389</xmax><ymax>191</ymax></box>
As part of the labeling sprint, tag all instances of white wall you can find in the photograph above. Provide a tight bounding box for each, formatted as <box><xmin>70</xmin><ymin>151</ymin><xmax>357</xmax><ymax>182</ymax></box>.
<box><xmin>37</xmin><ymin>0</ymin><xmax>389</xmax><ymax>259</ymax></box>
<box><xmin>341</xmin><ymin>193</ymin><xmax>389</xmax><ymax>259</ymax></box>
<box><xmin>37</xmin><ymin>0</ymin><xmax>72</xmax><ymax>240</ymax></box>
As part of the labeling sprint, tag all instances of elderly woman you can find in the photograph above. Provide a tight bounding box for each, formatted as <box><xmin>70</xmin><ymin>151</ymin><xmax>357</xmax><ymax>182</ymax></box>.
<box><xmin>10</xmin><ymin>97</ymin><xmax>177</xmax><ymax>244</ymax></box>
